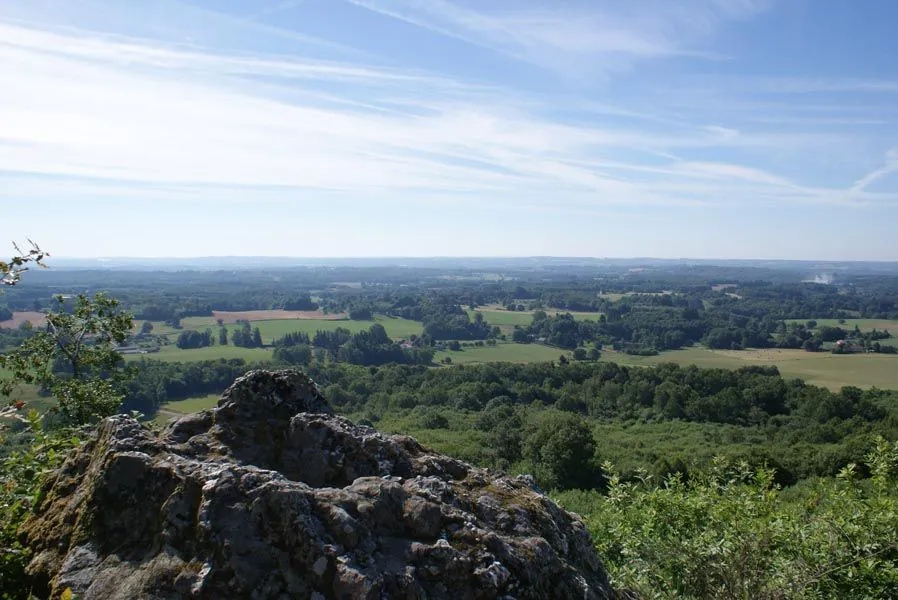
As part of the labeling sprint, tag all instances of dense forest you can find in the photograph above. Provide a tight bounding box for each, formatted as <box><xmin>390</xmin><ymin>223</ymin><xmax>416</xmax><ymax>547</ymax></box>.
<box><xmin>115</xmin><ymin>356</ymin><xmax>896</xmax><ymax>487</ymax></box>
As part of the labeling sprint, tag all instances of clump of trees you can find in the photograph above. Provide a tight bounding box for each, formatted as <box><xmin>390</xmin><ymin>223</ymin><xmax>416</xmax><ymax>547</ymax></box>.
<box><xmin>283</xmin><ymin>294</ymin><xmax>318</xmax><ymax>311</ymax></box>
<box><xmin>415</xmin><ymin>300</ymin><xmax>496</xmax><ymax>340</ymax></box>
<box><xmin>176</xmin><ymin>329</ymin><xmax>213</xmax><ymax>349</ymax></box>
<box><xmin>231</xmin><ymin>321</ymin><xmax>263</xmax><ymax>348</ymax></box>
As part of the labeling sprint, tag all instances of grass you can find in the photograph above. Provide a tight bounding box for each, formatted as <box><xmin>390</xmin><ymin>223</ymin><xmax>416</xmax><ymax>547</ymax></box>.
<box><xmin>785</xmin><ymin>318</ymin><xmax>898</xmax><ymax>335</ymax></box>
<box><xmin>467</xmin><ymin>309</ymin><xmax>534</xmax><ymax>327</ymax></box>
<box><xmin>132</xmin><ymin>320</ymin><xmax>181</xmax><ymax>336</ymax></box>
<box><xmin>0</xmin><ymin>367</ymin><xmax>56</xmax><ymax>429</ymax></box>
<box><xmin>435</xmin><ymin>342</ymin><xmax>569</xmax><ymax>365</ymax></box>
<box><xmin>126</xmin><ymin>345</ymin><xmax>273</xmax><ymax>363</ymax></box>
<box><xmin>604</xmin><ymin>346</ymin><xmax>898</xmax><ymax>390</ymax></box>
<box><xmin>467</xmin><ymin>307</ymin><xmax>604</xmax><ymax>328</ymax></box>
<box><xmin>598</xmin><ymin>292</ymin><xmax>629</xmax><ymax>302</ymax></box>
<box><xmin>153</xmin><ymin>393</ymin><xmax>221</xmax><ymax>425</ymax></box>
<box><xmin>133</xmin><ymin>315</ymin><xmax>424</xmax><ymax>363</ymax></box>
<box><xmin>181</xmin><ymin>315</ymin><xmax>422</xmax><ymax>343</ymax></box>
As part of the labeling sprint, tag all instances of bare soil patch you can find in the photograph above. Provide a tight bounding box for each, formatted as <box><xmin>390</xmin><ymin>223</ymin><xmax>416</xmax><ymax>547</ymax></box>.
<box><xmin>211</xmin><ymin>309</ymin><xmax>347</xmax><ymax>323</ymax></box>
<box><xmin>0</xmin><ymin>311</ymin><xmax>46</xmax><ymax>329</ymax></box>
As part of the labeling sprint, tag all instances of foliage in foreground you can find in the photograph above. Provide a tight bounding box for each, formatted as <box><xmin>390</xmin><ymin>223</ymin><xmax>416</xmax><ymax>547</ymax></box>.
<box><xmin>556</xmin><ymin>438</ymin><xmax>898</xmax><ymax>599</ymax></box>
<box><xmin>0</xmin><ymin>293</ymin><xmax>132</xmax><ymax>425</ymax></box>
<box><xmin>0</xmin><ymin>410</ymin><xmax>83</xmax><ymax>599</ymax></box>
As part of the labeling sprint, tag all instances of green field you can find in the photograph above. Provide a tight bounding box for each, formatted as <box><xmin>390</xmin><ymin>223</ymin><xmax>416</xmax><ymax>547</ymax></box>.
<box><xmin>180</xmin><ymin>315</ymin><xmax>422</xmax><ymax>343</ymax></box>
<box><xmin>466</xmin><ymin>309</ymin><xmax>534</xmax><ymax>327</ymax></box>
<box><xmin>132</xmin><ymin>320</ymin><xmax>182</xmax><ymax>336</ymax></box>
<box><xmin>604</xmin><ymin>346</ymin><xmax>898</xmax><ymax>390</ymax></box>
<box><xmin>0</xmin><ymin>367</ymin><xmax>55</xmax><ymax>426</ymax></box>
<box><xmin>468</xmin><ymin>308</ymin><xmax>604</xmax><ymax>328</ymax></box>
<box><xmin>435</xmin><ymin>342</ymin><xmax>569</xmax><ymax>364</ymax></box>
<box><xmin>126</xmin><ymin>345</ymin><xmax>273</xmax><ymax>363</ymax></box>
<box><xmin>785</xmin><ymin>318</ymin><xmax>898</xmax><ymax>335</ymax></box>
<box><xmin>154</xmin><ymin>393</ymin><xmax>221</xmax><ymax>425</ymax></box>
<box><xmin>131</xmin><ymin>315</ymin><xmax>424</xmax><ymax>363</ymax></box>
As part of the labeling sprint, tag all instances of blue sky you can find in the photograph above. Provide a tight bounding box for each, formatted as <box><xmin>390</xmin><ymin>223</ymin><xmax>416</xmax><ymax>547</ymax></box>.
<box><xmin>2</xmin><ymin>0</ymin><xmax>898</xmax><ymax>259</ymax></box>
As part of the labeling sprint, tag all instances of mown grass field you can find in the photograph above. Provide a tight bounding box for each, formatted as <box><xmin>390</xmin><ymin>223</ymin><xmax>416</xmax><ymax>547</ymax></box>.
<box><xmin>435</xmin><ymin>342</ymin><xmax>568</xmax><ymax>364</ymax></box>
<box><xmin>604</xmin><ymin>346</ymin><xmax>898</xmax><ymax>390</ymax></box>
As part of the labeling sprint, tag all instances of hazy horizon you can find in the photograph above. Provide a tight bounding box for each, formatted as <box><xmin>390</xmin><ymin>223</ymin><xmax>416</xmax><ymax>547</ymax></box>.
<box><xmin>4</xmin><ymin>1</ymin><xmax>898</xmax><ymax>260</ymax></box>
<box><xmin>41</xmin><ymin>254</ymin><xmax>898</xmax><ymax>265</ymax></box>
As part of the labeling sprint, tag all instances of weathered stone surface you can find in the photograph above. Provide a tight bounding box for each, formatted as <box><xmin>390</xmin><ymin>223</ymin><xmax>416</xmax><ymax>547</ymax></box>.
<box><xmin>22</xmin><ymin>369</ymin><xmax>614</xmax><ymax>600</ymax></box>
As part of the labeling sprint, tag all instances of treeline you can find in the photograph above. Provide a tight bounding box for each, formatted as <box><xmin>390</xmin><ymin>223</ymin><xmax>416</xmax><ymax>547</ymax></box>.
<box><xmin>400</xmin><ymin>300</ymin><xmax>497</xmax><ymax>340</ymax></box>
<box><xmin>125</xmin><ymin>358</ymin><xmax>262</xmax><ymax>415</ymax></box>
<box><xmin>516</xmin><ymin>307</ymin><xmax>710</xmax><ymax>353</ymax></box>
<box><xmin>774</xmin><ymin>321</ymin><xmax>896</xmax><ymax>354</ymax></box>
<box><xmin>176</xmin><ymin>329</ymin><xmax>214</xmax><ymax>349</ymax></box>
<box><xmin>272</xmin><ymin>323</ymin><xmax>433</xmax><ymax>366</ymax></box>
<box><xmin>316</xmin><ymin>361</ymin><xmax>885</xmax><ymax>428</ymax></box>
<box><xmin>231</xmin><ymin>322</ymin><xmax>263</xmax><ymax>348</ymax></box>
<box><xmin>126</xmin><ymin>357</ymin><xmax>898</xmax><ymax>487</ymax></box>
<box><xmin>322</xmin><ymin>361</ymin><xmax>895</xmax><ymax>486</ymax></box>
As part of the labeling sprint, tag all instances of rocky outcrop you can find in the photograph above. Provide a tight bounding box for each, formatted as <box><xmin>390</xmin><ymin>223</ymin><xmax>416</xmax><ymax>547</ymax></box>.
<box><xmin>22</xmin><ymin>369</ymin><xmax>614</xmax><ymax>599</ymax></box>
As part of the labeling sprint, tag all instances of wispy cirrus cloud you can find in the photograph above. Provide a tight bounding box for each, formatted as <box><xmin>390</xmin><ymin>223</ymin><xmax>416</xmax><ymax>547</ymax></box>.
<box><xmin>1</xmin><ymin>0</ymin><xmax>896</xmax><ymax>229</ymax></box>
<box><xmin>851</xmin><ymin>148</ymin><xmax>898</xmax><ymax>195</ymax></box>
<box><xmin>346</xmin><ymin>0</ymin><xmax>768</xmax><ymax>76</ymax></box>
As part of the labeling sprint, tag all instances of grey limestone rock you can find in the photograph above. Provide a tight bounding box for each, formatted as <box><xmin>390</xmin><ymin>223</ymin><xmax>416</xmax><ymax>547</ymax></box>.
<box><xmin>22</xmin><ymin>369</ymin><xmax>614</xmax><ymax>600</ymax></box>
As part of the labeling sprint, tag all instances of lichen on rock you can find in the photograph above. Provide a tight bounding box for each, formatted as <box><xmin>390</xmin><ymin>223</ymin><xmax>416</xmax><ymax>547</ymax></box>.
<box><xmin>21</xmin><ymin>369</ymin><xmax>614</xmax><ymax>599</ymax></box>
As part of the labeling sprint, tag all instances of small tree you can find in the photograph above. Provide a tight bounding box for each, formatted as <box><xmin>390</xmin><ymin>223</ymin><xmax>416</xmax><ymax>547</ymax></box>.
<box><xmin>524</xmin><ymin>412</ymin><xmax>597</xmax><ymax>489</ymax></box>
<box><xmin>0</xmin><ymin>293</ymin><xmax>133</xmax><ymax>425</ymax></box>
<box><xmin>0</xmin><ymin>241</ymin><xmax>48</xmax><ymax>287</ymax></box>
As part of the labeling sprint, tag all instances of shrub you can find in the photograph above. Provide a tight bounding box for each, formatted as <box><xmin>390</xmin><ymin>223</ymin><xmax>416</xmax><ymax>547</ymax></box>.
<box><xmin>556</xmin><ymin>438</ymin><xmax>898</xmax><ymax>599</ymax></box>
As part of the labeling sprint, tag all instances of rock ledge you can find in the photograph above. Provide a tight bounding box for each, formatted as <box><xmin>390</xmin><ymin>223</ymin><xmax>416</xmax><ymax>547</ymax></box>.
<box><xmin>22</xmin><ymin>369</ymin><xmax>613</xmax><ymax>599</ymax></box>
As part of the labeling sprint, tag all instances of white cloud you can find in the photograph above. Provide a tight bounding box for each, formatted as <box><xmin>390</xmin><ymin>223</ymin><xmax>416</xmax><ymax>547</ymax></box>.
<box><xmin>851</xmin><ymin>148</ymin><xmax>898</xmax><ymax>195</ymax></box>
<box><xmin>346</xmin><ymin>0</ymin><xmax>768</xmax><ymax>76</ymax></box>
<box><xmin>1</xmin><ymin>13</ymin><xmax>896</xmax><ymax>218</ymax></box>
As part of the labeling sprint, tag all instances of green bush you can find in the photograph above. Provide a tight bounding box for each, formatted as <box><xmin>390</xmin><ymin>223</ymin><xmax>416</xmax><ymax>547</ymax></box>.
<box><xmin>556</xmin><ymin>437</ymin><xmax>898</xmax><ymax>599</ymax></box>
<box><xmin>1</xmin><ymin>410</ymin><xmax>83</xmax><ymax>599</ymax></box>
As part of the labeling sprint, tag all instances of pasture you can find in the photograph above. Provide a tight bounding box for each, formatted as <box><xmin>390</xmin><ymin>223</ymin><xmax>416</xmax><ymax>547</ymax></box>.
<box><xmin>154</xmin><ymin>394</ymin><xmax>221</xmax><ymax>425</ymax></box>
<box><xmin>126</xmin><ymin>345</ymin><xmax>273</xmax><ymax>363</ymax></box>
<box><xmin>466</xmin><ymin>309</ymin><xmax>533</xmax><ymax>327</ymax></box>
<box><xmin>179</xmin><ymin>315</ymin><xmax>422</xmax><ymax>344</ymax></box>
<box><xmin>604</xmin><ymin>346</ymin><xmax>898</xmax><ymax>390</ymax></box>
<box><xmin>211</xmin><ymin>309</ymin><xmax>345</xmax><ymax>323</ymax></box>
<box><xmin>125</xmin><ymin>314</ymin><xmax>422</xmax><ymax>363</ymax></box>
<box><xmin>132</xmin><ymin>320</ymin><xmax>182</xmax><ymax>336</ymax></box>
<box><xmin>435</xmin><ymin>342</ymin><xmax>568</xmax><ymax>365</ymax></box>
<box><xmin>785</xmin><ymin>318</ymin><xmax>898</xmax><ymax>335</ymax></box>
<box><xmin>467</xmin><ymin>306</ymin><xmax>604</xmax><ymax>329</ymax></box>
